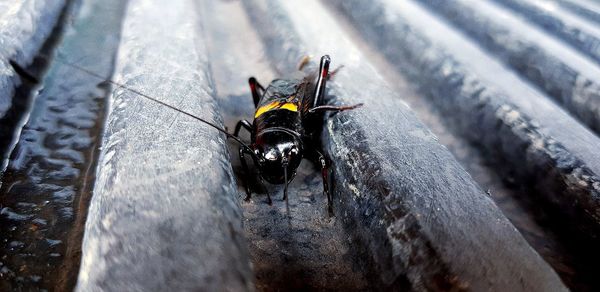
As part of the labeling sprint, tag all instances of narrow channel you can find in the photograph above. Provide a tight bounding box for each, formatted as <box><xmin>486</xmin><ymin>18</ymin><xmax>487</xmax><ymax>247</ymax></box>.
<box><xmin>0</xmin><ymin>0</ymin><xmax>127</xmax><ymax>290</ymax></box>
<box><xmin>201</xmin><ymin>1</ymin><xmax>369</xmax><ymax>290</ymax></box>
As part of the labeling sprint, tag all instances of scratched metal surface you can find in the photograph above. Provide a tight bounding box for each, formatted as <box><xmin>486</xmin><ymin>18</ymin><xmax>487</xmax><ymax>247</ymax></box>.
<box><xmin>1</xmin><ymin>0</ymin><xmax>600</xmax><ymax>291</ymax></box>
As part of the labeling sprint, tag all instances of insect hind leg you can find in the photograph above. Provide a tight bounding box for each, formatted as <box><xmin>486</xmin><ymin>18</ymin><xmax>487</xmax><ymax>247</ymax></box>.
<box><xmin>313</xmin><ymin>55</ymin><xmax>331</xmax><ymax>108</ymax></box>
<box><xmin>248</xmin><ymin>77</ymin><xmax>265</xmax><ymax>108</ymax></box>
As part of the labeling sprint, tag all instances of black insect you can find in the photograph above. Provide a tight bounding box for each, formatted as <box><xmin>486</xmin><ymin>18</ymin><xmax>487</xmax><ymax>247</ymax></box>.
<box><xmin>8</xmin><ymin>54</ymin><xmax>361</xmax><ymax>214</ymax></box>
<box><xmin>234</xmin><ymin>55</ymin><xmax>361</xmax><ymax>213</ymax></box>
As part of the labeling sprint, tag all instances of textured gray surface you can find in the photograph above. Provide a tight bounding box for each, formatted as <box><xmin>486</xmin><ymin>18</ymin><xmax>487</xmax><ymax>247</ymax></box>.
<box><xmin>419</xmin><ymin>0</ymin><xmax>600</xmax><ymax>135</ymax></box>
<box><xmin>244</xmin><ymin>0</ymin><xmax>567</xmax><ymax>290</ymax></box>
<box><xmin>492</xmin><ymin>0</ymin><xmax>600</xmax><ymax>64</ymax></box>
<box><xmin>332</xmin><ymin>0</ymin><xmax>600</xmax><ymax>245</ymax></box>
<box><xmin>0</xmin><ymin>0</ymin><xmax>66</xmax><ymax>117</ymax></box>
<box><xmin>75</xmin><ymin>0</ymin><xmax>253</xmax><ymax>291</ymax></box>
<box><xmin>554</xmin><ymin>0</ymin><xmax>600</xmax><ymax>24</ymax></box>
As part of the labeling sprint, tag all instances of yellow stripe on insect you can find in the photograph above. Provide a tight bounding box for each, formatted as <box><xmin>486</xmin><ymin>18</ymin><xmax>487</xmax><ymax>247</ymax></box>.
<box><xmin>255</xmin><ymin>101</ymin><xmax>298</xmax><ymax>118</ymax></box>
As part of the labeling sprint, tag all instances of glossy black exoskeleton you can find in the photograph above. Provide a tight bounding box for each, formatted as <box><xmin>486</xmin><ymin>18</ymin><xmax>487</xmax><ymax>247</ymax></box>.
<box><xmin>233</xmin><ymin>55</ymin><xmax>361</xmax><ymax>213</ymax></box>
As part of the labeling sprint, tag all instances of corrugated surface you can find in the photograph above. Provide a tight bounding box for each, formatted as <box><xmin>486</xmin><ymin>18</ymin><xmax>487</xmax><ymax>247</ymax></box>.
<box><xmin>244</xmin><ymin>0</ymin><xmax>567</xmax><ymax>290</ymax></box>
<box><xmin>492</xmin><ymin>0</ymin><xmax>600</xmax><ymax>64</ymax></box>
<box><xmin>1</xmin><ymin>0</ymin><xmax>600</xmax><ymax>291</ymax></box>
<box><xmin>420</xmin><ymin>0</ymin><xmax>600</xmax><ymax>134</ymax></box>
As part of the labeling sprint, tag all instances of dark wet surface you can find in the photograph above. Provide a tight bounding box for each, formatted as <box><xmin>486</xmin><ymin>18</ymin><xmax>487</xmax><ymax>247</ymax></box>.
<box><xmin>0</xmin><ymin>0</ymin><xmax>127</xmax><ymax>290</ymax></box>
<box><xmin>203</xmin><ymin>1</ymin><xmax>369</xmax><ymax>290</ymax></box>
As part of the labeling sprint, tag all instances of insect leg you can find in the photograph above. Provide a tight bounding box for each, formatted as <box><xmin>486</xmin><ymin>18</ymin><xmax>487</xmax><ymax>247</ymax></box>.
<box><xmin>233</xmin><ymin>120</ymin><xmax>252</xmax><ymax>137</ymax></box>
<box><xmin>284</xmin><ymin>165</ymin><xmax>289</xmax><ymax>202</ymax></box>
<box><xmin>241</xmin><ymin>147</ymin><xmax>272</xmax><ymax>205</ymax></box>
<box><xmin>281</xmin><ymin>170</ymin><xmax>297</xmax><ymax>201</ymax></box>
<box><xmin>248</xmin><ymin>77</ymin><xmax>265</xmax><ymax>108</ymax></box>
<box><xmin>257</xmin><ymin>173</ymin><xmax>272</xmax><ymax>205</ymax></box>
<box><xmin>313</xmin><ymin>55</ymin><xmax>331</xmax><ymax>108</ymax></box>
<box><xmin>311</xmin><ymin>149</ymin><xmax>333</xmax><ymax>215</ymax></box>
<box><xmin>239</xmin><ymin>147</ymin><xmax>253</xmax><ymax>201</ymax></box>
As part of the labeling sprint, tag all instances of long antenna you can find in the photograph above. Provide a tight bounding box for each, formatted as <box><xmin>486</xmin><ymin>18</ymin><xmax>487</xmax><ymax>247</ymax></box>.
<box><xmin>10</xmin><ymin>56</ymin><xmax>258</xmax><ymax>158</ymax></box>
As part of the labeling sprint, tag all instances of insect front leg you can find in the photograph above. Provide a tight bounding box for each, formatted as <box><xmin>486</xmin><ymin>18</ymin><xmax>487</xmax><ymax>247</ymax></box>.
<box><xmin>248</xmin><ymin>77</ymin><xmax>265</xmax><ymax>108</ymax></box>
<box><xmin>257</xmin><ymin>172</ymin><xmax>272</xmax><ymax>205</ymax></box>
<box><xmin>239</xmin><ymin>147</ymin><xmax>253</xmax><ymax>201</ymax></box>
<box><xmin>240</xmin><ymin>147</ymin><xmax>272</xmax><ymax>204</ymax></box>
<box><xmin>233</xmin><ymin>120</ymin><xmax>252</xmax><ymax>137</ymax></box>
<box><xmin>281</xmin><ymin>170</ymin><xmax>297</xmax><ymax>201</ymax></box>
